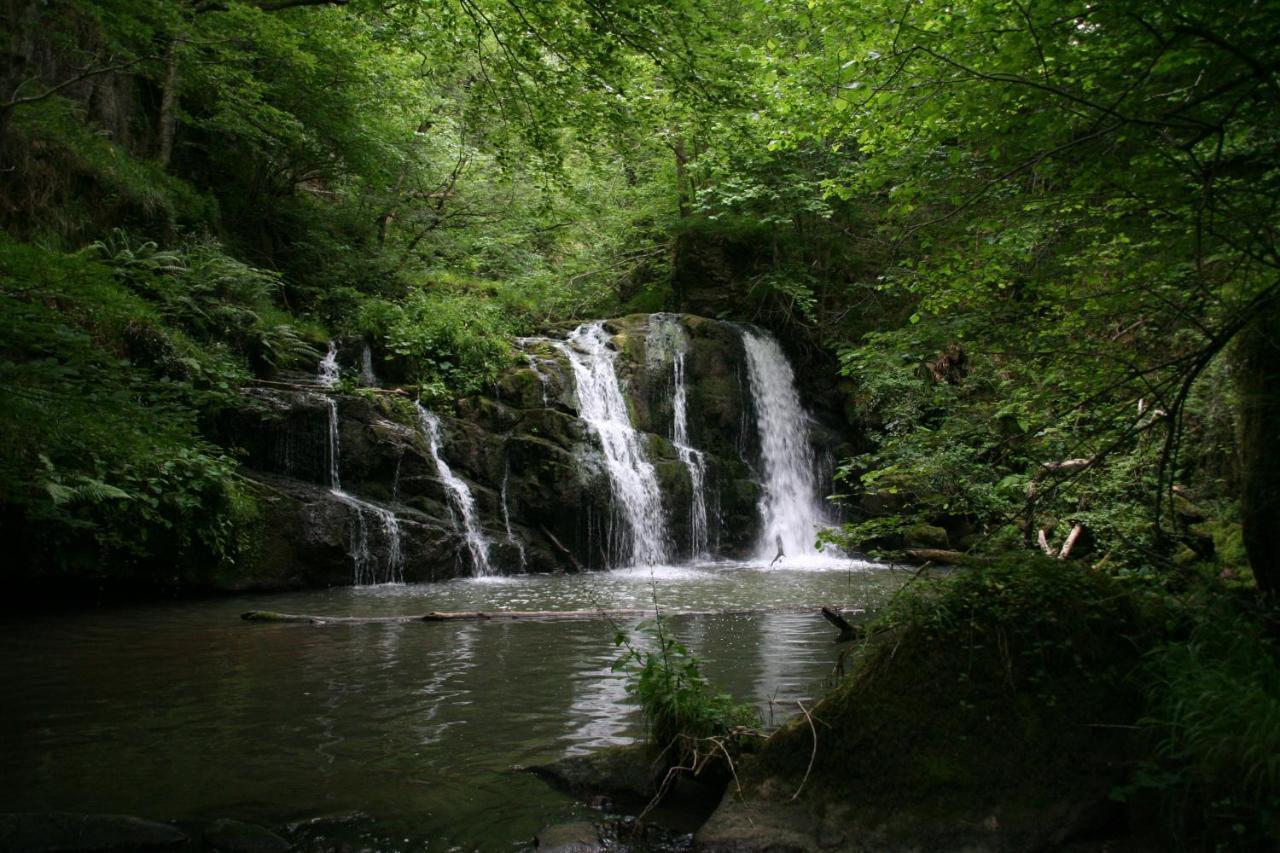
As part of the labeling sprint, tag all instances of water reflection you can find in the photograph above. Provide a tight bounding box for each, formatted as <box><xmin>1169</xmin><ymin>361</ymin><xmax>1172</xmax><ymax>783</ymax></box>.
<box><xmin>0</xmin><ymin>559</ymin><xmax>902</xmax><ymax>848</ymax></box>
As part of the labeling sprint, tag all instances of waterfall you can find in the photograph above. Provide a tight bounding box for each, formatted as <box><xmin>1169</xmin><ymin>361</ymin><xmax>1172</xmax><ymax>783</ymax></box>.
<box><xmin>553</xmin><ymin>322</ymin><xmax>668</xmax><ymax>567</ymax></box>
<box><xmin>648</xmin><ymin>315</ymin><xmax>710</xmax><ymax>558</ymax></box>
<box><xmin>515</xmin><ymin>337</ymin><xmax>555</xmax><ymax>406</ymax></box>
<box><xmin>414</xmin><ymin>404</ymin><xmax>493</xmax><ymax>576</ymax></box>
<box><xmin>332</xmin><ymin>491</ymin><xmax>404</xmax><ymax>585</ymax></box>
<box><xmin>673</xmin><ymin>352</ymin><xmax>710</xmax><ymax>558</ymax></box>
<box><xmin>318</xmin><ymin>341</ymin><xmax>340</xmax><ymax>389</ymax></box>
<box><xmin>317</xmin><ymin>345</ymin><xmax>403</xmax><ymax>585</ymax></box>
<box><xmin>500</xmin><ymin>459</ymin><xmax>527</xmax><ymax>571</ymax></box>
<box><xmin>359</xmin><ymin>343</ymin><xmax>380</xmax><ymax>387</ymax></box>
<box><xmin>740</xmin><ymin>327</ymin><xmax>829</xmax><ymax>559</ymax></box>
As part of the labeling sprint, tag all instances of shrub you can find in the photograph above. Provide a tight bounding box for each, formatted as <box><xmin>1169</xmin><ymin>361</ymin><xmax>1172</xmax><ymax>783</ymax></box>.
<box><xmin>1136</xmin><ymin>599</ymin><xmax>1280</xmax><ymax>849</ymax></box>
<box><xmin>613</xmin><ymin>617</ymin><xmax>759</xmax><ymax>765</ymax></box>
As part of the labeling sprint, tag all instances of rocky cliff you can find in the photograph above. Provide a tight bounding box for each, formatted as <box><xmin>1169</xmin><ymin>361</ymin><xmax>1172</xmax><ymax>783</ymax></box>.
<box><xmin>216</xmin><ymin>313</ymin><xmax>847</xmax><ymax>589</ymax></box>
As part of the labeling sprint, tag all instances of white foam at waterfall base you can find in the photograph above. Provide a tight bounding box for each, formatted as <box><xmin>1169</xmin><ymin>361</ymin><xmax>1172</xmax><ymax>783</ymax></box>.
<box><xmin>415</xmin><ymin>404</ymin><xmax>494</xmax><ymax>576</ymax></box>
<box><xmin>741</xmin><ymin>327</ymin><xmax>832</xmax><ymax>560</ymax></box>
<box><xmin>553</xmin><ymin>322</ymin><xmax>668</xmax><ymax>567</ymax></box>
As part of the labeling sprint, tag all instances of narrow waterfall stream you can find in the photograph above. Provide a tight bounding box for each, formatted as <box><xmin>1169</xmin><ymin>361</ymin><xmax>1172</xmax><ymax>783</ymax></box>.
<box><xmin>649</xmin><ymin>315</ymin><xmax>711</xmax><ymax>558</ymax></box>
<box><xmin>415</xmin><ymin>403</ymin><xmax>493</xmax><ymax>576</ymax></box>
<box><xmin>318</xmin><ymin>343</ymin><xmax>404</xmax><ymax>585</ymax></box>
<box><xmin>500</xmin><ymin>459</ymin><xmax>528</xmax><ymax>571</ymax></box>
<box><xmin>673</xmin><ymin>352</ymin><xmax>710</xmax><ymax>557</ymax></box>
<box><xmin>318</xmin><ymin>340</ymin><xmax>340</xmax><ymax>388</ymax></box>
<box><xmin>741</xmin><ymin>328</ymin><xmax>829</xmax><ymax>559</ymax></box>
<box><xmin>554</xmin><ymin>323</ymin><xmax>668</xmax><ymax>567</ymax></box>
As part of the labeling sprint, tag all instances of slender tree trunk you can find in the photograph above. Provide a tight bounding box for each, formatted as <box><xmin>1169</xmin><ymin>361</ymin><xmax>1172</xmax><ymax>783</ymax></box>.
<box><xmin>155</xmin><ymin>36</ymin><xmax>181</xmax><ymax>167</ymax></box>
<box><xmin>1237</xmin><ymin>289</ymin><xmax>1280</xmax><ymax>595</ymax></box>
<box><xmin>673</xmin><ymin>135</ymin><xmax>690</xmax><ymax>218</ymax></box>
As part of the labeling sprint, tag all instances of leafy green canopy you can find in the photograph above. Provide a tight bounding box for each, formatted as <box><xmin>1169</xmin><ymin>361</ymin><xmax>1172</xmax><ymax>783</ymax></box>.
<box><xmin>677</xmin><ymin>0</ymin><xmax>1277</xmax><ymax>572</ymax></box>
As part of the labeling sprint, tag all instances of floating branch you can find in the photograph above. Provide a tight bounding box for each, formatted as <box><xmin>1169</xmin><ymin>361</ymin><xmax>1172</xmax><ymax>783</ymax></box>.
<box><xmin>241</xmin><ymin>606</ymin><xmax>862</xmax><ymax>626</ymax></box>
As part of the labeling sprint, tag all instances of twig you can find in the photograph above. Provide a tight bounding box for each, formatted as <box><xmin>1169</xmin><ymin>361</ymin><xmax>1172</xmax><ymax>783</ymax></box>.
<box><xmin>790</xmin><ymin>700</ymin><xmax>818</xmax><ymax>801</ymax></box>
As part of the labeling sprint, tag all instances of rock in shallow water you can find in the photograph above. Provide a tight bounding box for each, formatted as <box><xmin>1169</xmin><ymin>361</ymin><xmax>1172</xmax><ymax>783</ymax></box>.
<box><xmin>0</xmin><ymin>812</ymin><xmax>187</xmax><ymax>851</ymax></box>
<box><xmin>535</xmin><ymin>821</ymin><xmax>603</xmax><ymax>852</ymax></box>
<box><xmin>202</xmin><ymin>818</ymin><xmax>290</xmax><ymax>853</ymax></box>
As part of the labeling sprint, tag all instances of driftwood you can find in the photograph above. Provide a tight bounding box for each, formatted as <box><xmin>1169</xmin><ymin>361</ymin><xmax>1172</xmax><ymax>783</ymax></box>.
<box><xmin>820</xmin><ymin>607</ymin><xmax>859</xmax><ymax>642</ymax></box>
<box><xmin>241</xmin><ymin>606</ymin><xmax>862</xmax><ymax>626</ymax></box>
<box><xmin>1058</xmin><ymin>524</ymin><xmax>1084</xmax><ymax>560</ymax></box>
<box><xmin>1038</xmin><ymin>523</ymin><xmax>1084</xmax><ymax>559</ymax></box>
<box><xmin>903</xmin><ymin>548</ymin><xmax>992</xmax><ymax>567</ymax></box>
<box><xmin>242</xmin><ymin>608</ymin><xmax>654</xmax><ymax>625</ymax></box>
<box><xmin>538</xmin><ymin>524</ymin><xmax>585</xmax><ymax>573</ymax></box>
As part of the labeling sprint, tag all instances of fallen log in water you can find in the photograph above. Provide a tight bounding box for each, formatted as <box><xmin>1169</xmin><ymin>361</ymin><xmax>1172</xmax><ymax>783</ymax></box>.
<box><xmin>903</xmin><ymin>548</ymin><xmax>994</xmax><ymax>567</ymax></box>
<box><xmin>241</xmin><ymin>606</ymin><xmax>862</xmax><ymax>627</ymax></box>
<box><xmin>820</xmin><ymin>606</ymin><xmax>860</xmax><ymax>642</ymax></box>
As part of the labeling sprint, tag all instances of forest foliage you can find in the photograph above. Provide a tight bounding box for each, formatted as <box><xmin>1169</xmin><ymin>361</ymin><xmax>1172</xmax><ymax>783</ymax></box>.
<box><xmin>2</xmin><ymin>0</ymin><xmax>1278</xmax><ymax>846</ymax></box>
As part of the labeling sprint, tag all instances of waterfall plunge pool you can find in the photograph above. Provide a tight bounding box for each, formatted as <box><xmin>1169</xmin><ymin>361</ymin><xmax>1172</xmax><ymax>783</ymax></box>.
<box><xmin>1</xmin><ymin>558</ymin><xmax>905</xmax><ymax>850</ymax></box>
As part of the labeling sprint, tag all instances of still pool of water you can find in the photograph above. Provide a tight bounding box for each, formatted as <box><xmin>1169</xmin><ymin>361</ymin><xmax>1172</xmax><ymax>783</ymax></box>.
<box><xmin>1</xmin><ymin>559</ymin><xmax>905</xmax><ymax>849</ymax></box>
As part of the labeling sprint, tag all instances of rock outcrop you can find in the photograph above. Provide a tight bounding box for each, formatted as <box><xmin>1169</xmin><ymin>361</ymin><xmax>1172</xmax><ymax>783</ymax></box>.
<box><xmin>214</xmin><ymin>313</ymin><xmax>844</xmax><ymax>588</ymax></box>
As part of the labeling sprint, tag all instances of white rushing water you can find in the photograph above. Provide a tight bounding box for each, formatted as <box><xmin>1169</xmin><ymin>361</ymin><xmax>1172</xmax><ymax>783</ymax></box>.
<box><xmin>741</xmin><ymin>327</ymin><xmax>829</xmax><ymax>560</ymax></box>
<box><xmin>673</xmin><ymin>351</ymin><xmax>711</xmax><ymax>558</ymax></box>
<box><xmin>317</xmin><ymin>345</ymin><xmax>403</xmax><ymax>585</ymax></box>
<box><xmin>554</xmin><ymin>322</ymin><xmax>668</xmax><ymax>567</ymax></box>
<box><xmin>318</xmin><ymin>341</ymin><xmax>340</xmax><ymax>389</ymax></box>
<box><xmin>359</xmin><ymin>343</ymin><xmax>380</xmax><ymax>387</ymax></box>
<box><xmin>648</xmin><ymin>315</ymin><xmax>710</xmax><ymax>558</ymax></box>
<box><xmin>414</xmin><ymin>403</ymin><xmax>493</xmax><ymax>576</ymax></box>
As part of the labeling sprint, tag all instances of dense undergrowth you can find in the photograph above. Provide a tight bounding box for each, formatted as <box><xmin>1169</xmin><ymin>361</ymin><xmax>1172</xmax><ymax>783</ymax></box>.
<box><xmin>629</xmin><ymin>560</ymin><xmax>1279</xmax><ymax>850</ymax></box>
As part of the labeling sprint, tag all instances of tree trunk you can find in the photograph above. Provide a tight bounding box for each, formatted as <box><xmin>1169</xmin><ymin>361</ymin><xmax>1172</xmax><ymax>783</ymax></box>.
<box><xmin>673</xmin><ymin>134</ymin><xmax>690</xmax><ymax>218</ymax></box>
<box><xmin>1237</xmin><ymin>289</ymin><xmax>1280</xmax><ymax>595</ymax></box>
<box><xmin>155</xmin><ymin>37</ymin><xmax>181</xmax><ymax>167</ymax></box>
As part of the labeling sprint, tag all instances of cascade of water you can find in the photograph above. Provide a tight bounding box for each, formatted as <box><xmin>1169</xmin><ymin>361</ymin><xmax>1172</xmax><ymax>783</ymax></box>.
<box><xmin>515</xmin><ymin>337</ymin><xmax>555</xmax><ymax>406</ymax></box>
<box><xmin>323</xmin><ymin>396</ymin><xmax>342</xmax><ymax>491</ymax></box>
<box><xmin>500</xmin><ymin>459</ymin><xmax>527</xmax><ymax>571</ymax></box>
<box><xmin>648</xmin><ymin>315</ymin><xmax>710</xmax><ymax>558</ymax></box>
<box><xmin>332</xmin><ymin>491</ymin><xmax>404</xmax><ymax>585</ymax></box>
<box><xmin>673</xmin><ymin>352</ymin><xmax>710</xmax><ymax>558</ymax></box>
<box><xmin>318</xmin><ymin>341</ymin><xmax>340</xmax><ymax>389</ymax></box>
<box><xmin>317</xmin><ymin>348</ymin><xmax>403</xmax><ymax>585</ymax></box>
<box><xmin>414</xmin><ymin>404</ymin><xmax>493</xmax><ymax>576</ymax></box>
<box><xmin>740</xmin><ymin>327</ymin><xmax>829</xmax><ymax>559</ymax></box>
<box><xmin>553</xmin><ymin>322</ymin><xmax>668</xmax><ymax>567</ymax></box>
<box><xmin>359</xmin><ymin>343</ymin><xmax>380</xmax><ymax>387</ymax></box>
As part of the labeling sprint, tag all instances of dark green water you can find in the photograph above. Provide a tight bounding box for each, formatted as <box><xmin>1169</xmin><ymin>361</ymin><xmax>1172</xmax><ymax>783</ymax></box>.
<box><xmin>1</xmin><ymin>560</ymin><xmax>902</xmax><ymax>850</ymax></box>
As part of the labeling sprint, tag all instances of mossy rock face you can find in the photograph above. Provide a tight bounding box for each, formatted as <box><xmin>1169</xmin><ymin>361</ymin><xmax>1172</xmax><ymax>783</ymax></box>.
<box><xmin>903</xmin><ymin>523</ymin><xmax>950</xmax><ymax>550</ymax></box>
<box><xmin>213</xmin><ymin>311</ymin><xmax>845</xmax><ymax>585</ymax></box>
<box><xmin>234</xmin><ymin>475</ymin><xmax>460</xmax><ymax>590</ymax></box>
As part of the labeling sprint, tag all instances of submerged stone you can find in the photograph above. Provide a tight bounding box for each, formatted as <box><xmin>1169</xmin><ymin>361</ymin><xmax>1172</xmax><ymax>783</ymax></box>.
<box><xmin>202</xmin><ymin>818</ymin><xmax>290</xmax><ymax>853</ymax></box>
<box><xmin>0</xmin><ymin>812</ymin><xmax>187</xmax><ymax>851</ymax></box>
<box><xmin>535</xmin><ymin>821</ymin><xmax>603</xmax><ymax>852</ymax></box>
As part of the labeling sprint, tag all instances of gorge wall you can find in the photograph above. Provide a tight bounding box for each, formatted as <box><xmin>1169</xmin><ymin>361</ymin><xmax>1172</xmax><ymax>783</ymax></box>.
<box><xmin>217</xmin><ymin>313</ymin><xmax>849</xmax><ymax>590</ymax></box>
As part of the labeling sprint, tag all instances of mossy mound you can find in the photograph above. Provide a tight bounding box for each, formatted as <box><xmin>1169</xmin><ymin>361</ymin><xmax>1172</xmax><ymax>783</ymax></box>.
<box><xmin>699</xmin><ymin>560</ymin><xmax>1155</xmax><ymax>851</ymax></box>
